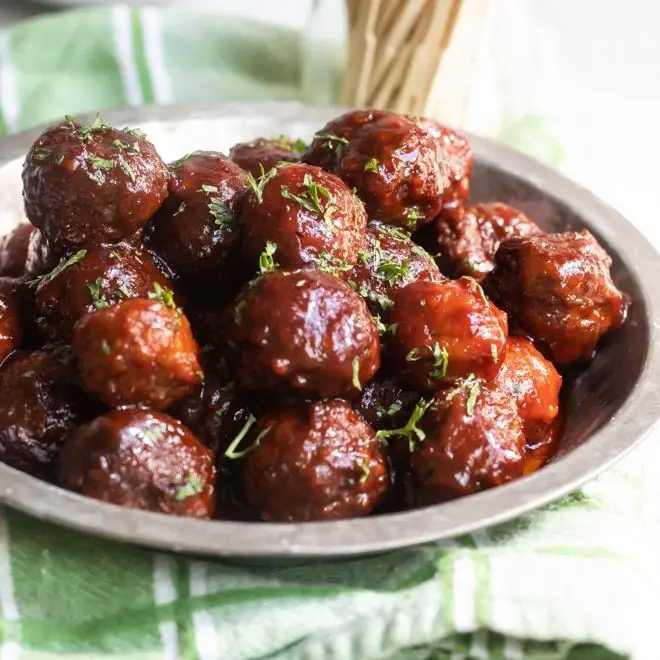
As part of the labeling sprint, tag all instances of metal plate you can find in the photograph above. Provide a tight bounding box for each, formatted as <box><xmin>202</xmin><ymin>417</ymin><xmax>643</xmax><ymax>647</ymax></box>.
<box><xmin>0</xmin><ymin>101</ymin><xmax>658</xmax><ymax>558</ymax></box>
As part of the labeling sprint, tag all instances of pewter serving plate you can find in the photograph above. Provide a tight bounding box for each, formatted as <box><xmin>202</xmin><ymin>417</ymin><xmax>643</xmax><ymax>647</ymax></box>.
<box><xmin>0</xmin><ymin>101</ymin><xmax>659</xmax><ymax>558</ymax></box>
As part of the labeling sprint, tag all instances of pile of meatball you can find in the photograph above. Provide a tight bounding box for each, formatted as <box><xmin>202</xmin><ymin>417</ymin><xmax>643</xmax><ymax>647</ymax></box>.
<box><xmin>0</xmin><ymin>109</ymin><xmax>627</xmax><ymax>522</ymax></box>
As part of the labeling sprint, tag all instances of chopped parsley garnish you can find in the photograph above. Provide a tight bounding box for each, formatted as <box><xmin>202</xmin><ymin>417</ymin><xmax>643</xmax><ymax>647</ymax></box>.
<box><xmin>73</xmin><ymin>113</ymin><xmax>109</xmax><ymax>141</ymax></box>
<box><xmin>406</xmin><ymin>348</ymin><xmax>421</xmax><ymax>361</ymax></box>
<box><xmin>200</xmin><ymin>184</ymin><xmax>218</xmax><ymax>194</ymax></box>
<box><xmin>148</xmin><ymin>282</ymin><xmax>177</xmax><ymax>310</ymax></box>
<box><xmin>199</xmin><ymin>185</ymin><xmax>234</xmax><ymax>229</ymax></box>
<box><xmin>32</xmin><ymin>249</ymin><xmax>87</xmax><ymax>288</ymax></box>
<box><xmin>371</xmin><ymin>313</ymin><xmax>387</xmax><ymax>334</ymax></box>
<box><xmin>355</xmin><ymin>458</ymin><xmax>370</xmax><ymax>484</ymax></box>
<box><xmin>118</xmin><ymin>154</ymin><xmax>135</xmax><ymax>181</ymax></box>
<box><xmin>101</xmin><ymin>340</ymin><xmax>112</xmax><ymax>356</ymax></box>
<box><xmin>87</xmin><ymin>277</ymin><xmax>110</xmax><ymax>310</ymax></box>
<box><xmin>280</xmin><ymin>173</ymin><xmax>335</xmax><ymax>230</ymax></box>
<box><xmin>446</xmin><ymin>374</ymin><xmax>482</xmax><ymax>416</ymax></box>
<box><xmin>377</xmin><ymin>398</ymin><xmax>433</xmax><ymax>451</ymax></box>
<box><xmin>377</xmin><ymin>258</ymin><xmax>411</xmax><ymax>284</ymax></box>
<box><xmin>491</xmin><ymin>344</ymin><xmax>499</xmax><ymax>362</ymax></box>
<box><xmin>246</xmin><ymin>165</ymin><xmax>278</xmax><ymax>204</ymax></box>
<box><xmin>377</xmin><ymin>224</ymin><xmax>410</xmax><ymax>241</ymax></box>
<box><xmin>357</xmin><ymin>249</ymin><xmax>370</xmax><ymax>265</ymax></box>
<box><xmin>233</xmin><ymin>299</ymin><xmax>247</xmax><ymax>325</ymax></box>
<box><xmin>429</xmin><ymin>342</ymin><xmax>449</xmax><ymax>380</ymax></box>
<box><xmin>356</xmin><ymin>283</ymin><xmax>394</xmax><ymax>310</ymax></box>
<box><xmin>173</xmin><ymin>471</ymin><xmax>203</xmax><ymax>501</ymax></box>
<box><xmin>118</xmin><ymin>283</ymin><xmax>131</xmax><ymax>298</ymax></box>
<box><xmin>364</xmin><ymin>157</ymin><xmax>379</xmax><ymax>173</ymax></box>
<box><xmin>274</xmin><ymin>134</ymin><xmax>307</xmax><ymax>153</ymax></box>
<box><xmin>174</xmin><ymin>201</ymin><xmax>186</xmax><ymax>216</ymax></box>
<box><xmin>352</xmin><ymin>357</ymin><xmax>362</xmax><ymax>391</ymax></box>
<box><xmin>123</xmin><ymin>126</ymin><xmax>146</xmax><ymax>139</ymax></box>
<box><xmin>143</xmin><ymin>422</ymin><xmax>166</xmax><ymax>444</ymax></box>
<box><xmin>385</xmin><ymin>402</ymin><xmax>402</xmax><ymax>417</ymax></box>
<box><xmin>462</xmin><ymin>276</ymin><xmax>489</xmax><ymax>306</ymax></box>
<box><xmin>224</xmin><ymin>417</ymin><xmax>272</xmax><ymax>460</ymax></box>
<box><xmin>405</xmin><ymin>208</ymin><xmax>423</xmax><ymax>229</ymax></box>
<box><xmin>317</xmin><ymin>250</ymin><xmax>351</xmax><ymax>277</ymax></box>
<box><xmin>314</xmin><ymin>132</ymin><xmax>349</xmax><ymax>159</ymax></box>
<box><xmin>33</xmin><ymin>147</ymin><xmax>52</xmax><ymax>161</ymax></box>
<box><xmin>88</xmin><ymin>156</ymin><xmax>115</xmax><ymax>171</ymax></box>
<box><xmin>196</xmin><ymin>370</ymin><xmax>205</xmax><ymax>383</ymax></box>
<box><xmin>259</xmin><ymin>241</ymin><xmax>278</xmax><ymax>273</ymax></box>
<box><xmin>113</xmin><ymin>139</ymin><xmax>129</xmax><ymax>150</ymax></box>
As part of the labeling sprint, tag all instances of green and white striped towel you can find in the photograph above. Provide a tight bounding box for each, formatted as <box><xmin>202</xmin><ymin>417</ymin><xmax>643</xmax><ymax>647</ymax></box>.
<box><xmin>0</xmin><ymin>6</ymin><xmax>659</xmax><ymax>660</ymax></box>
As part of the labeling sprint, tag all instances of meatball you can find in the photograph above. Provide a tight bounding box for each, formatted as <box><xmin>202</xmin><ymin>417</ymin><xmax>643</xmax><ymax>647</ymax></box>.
<box><xmin>0</xmin><ymin>288</ymin><xmax>21</xmax><ymax>363</ymax></box>
<box><xmin>0</xmin><ymin>223</ymin><xmax>34</xmax><ymax>277</ymax></box>
<box><xmin>303</xmin><ymin>109</ymin><xmax>391</xmax><ymax>173</ymax></box>
<box><xmin>73</xmin><ymin>298</ymin><xmax>202</xmax><ymax>410</ymax></box>
<box><xmin>434</xmin><ymin>202</ymin><xmax>542</xmax><ymax>281</ymax></box>
<box><xmin>336</xmin><ymin>112</ymin><xmax>449</xmax><ymax>230</ymax></box>
<box><xmin>34</xmin><ymin>241</ymin><xmax>171</xmax><ymax>341</ymax></box>
<box><xmin>169</xmin><ymin>377</ymin><xmax>252</xmax><ymax>457</ymax></box>
<box><xmin>59</xmin><ymin>409</ymin><xmax>214</xmax><ymax>518</ymax></box>
<box><xmin>229</xmin><ymin>137</ymin><xmax>304</xmax><ymax>176</ymax></box>
<box><xmin>23</xmin><ymin>116</ymin><xmax>168</xmax><ymax>249</ymax></box>
<box><xmin>345</xmin><ymin>221</ymin><xmax>443</xmax><ymax>314</ymax></box>
<box><xmin>387</xmin><ymin>278</ymin><xmax>507</xmax><ymax>390</ymax></box>
<box><xmin>242</xmin><ymin>163</ymin><xmax>367</xmax><ymax>271</ymax></box>
<box><xmin>485</xmin><ymin>230</ymin><xmax>627</xmax><ymax>364</ymax></box>
<box><xmin>0</xmin><ymin>348</ymin><xmax>92</xmax><ymax>479</ymax></box>
<box><xmin>409</xmin><ymin>382</ymin><xmax>526</xmax><ymax>504</ymax></box>
<box><xmin>224</xmin><ymin>269</ymin><xmax>380</xmax><ymax>399</ymax></box>
<box><xmin>354</xmin><ymin>377</ymin><xmax>421</xmax><ymax>432</ymax></box>
<box><xmin>144</xmin><ymin>151</ymin><xmax>247</xmax><ymax>288</ymax></box>
<box><xmin>415</xmin><ymin>118</ymin><xmax>473</xmax><ymax>211</ymax></box>
<box><xmin>242</xmin><ymin>399</ymin><xmax>388</xmax><ymax>521</ymax></box>
<box><xmin>24</xmin><ymin>229</ymin><xmax>63</xmax><ymax>278</ymax></box>
<box><xmin>493</xmin><ymin>337</ymin><xmax>562</xmax><ymax>441</ymax></box>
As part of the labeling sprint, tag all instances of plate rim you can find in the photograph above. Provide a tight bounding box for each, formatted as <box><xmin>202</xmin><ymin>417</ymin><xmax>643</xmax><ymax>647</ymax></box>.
<box><xmin>1</xmin><ymin>100</ymin><xmax>659</xmax><ymax>557</ymax></box>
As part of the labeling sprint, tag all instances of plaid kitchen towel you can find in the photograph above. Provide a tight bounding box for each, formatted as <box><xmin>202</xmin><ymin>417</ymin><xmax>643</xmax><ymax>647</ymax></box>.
<box><xmin>0</xmin><ymin>5</ymin><xmax>659</xmax><ymax>660</ymax></box>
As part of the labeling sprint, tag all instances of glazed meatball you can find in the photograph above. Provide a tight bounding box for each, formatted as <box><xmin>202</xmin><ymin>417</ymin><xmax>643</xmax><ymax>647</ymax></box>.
<box><xmin>34</xmin><ymin>241</ymin><xmax>171</xmax><ymax>341</ymax></box>
<box><xmin>336</xmin><ymin>112</ymin><xmax>449</xmax><ymax>230</ymax></box>
<box><xmin>434</xmin><ymin>202</ymin><xmax>542</xmax><ymax>281</ymax></box>
<box><xmin>144</xmin><ymin>151</ymin><xmax>247</xmax><ymax>287</ymax></box>
<box><xmin>485</xmin><ymin>230</ymin><xmax>627</xmax><ymax>364</ymax></box>
<box><xmin>303</xmin><ymin>109</ymin><xmax>389</xmax><ymax>173</ymax></box>
<box><xmin>0</xmin><ymin>348</ymin><xmax>92</xmax><ymax>479</ymax></box>
<box><xmin>229</xmin><ymin>137</ymin><xmax>304</xmax><ymax>176</ymax></box>
<box><xmin>24</xmin><ymin>229</ymin><xmax>63</xmax><ymax>278</ymax></box>
<box><xmin>387</xmin><ymin>278</ymin><xmax>507</xmax><ymax>390</ymax></box>
<box><xmin>60</xmin><ymin>409</ymin><xmax>215</xmax><ymax>518</ymax></box>
<box><xmin>493</xmin><ymin>337</ymin><xmax>562</xmax><ymax>442</ymax></box>
<box><xmin>0</xmin><ymin>288</ymin><xmax>21</xmax><ymax>363</ymax></box>
<box><xmin>409</xmin><ymin>382</ymin><xmax>526</xmax><ymax>504</ymax></box>
<box><xmin>169</xmin><ymin>377</ymin><xmax>252</xmax><ymax>457</ymax></box>
<box><xmin>23</xmin><ymin>116</ymin><xmax>168</xmax><ymax>249</ymax></box>
<box><xmin>345</xmin><ymin>221</ymin><xmax>443</xmax><ymax>314</ymax></box>
<box><xmin>354</xmin><ymin>376</ymin><xmax>420</xmax><ymax>432</ymax></box>
<box><xmin>224</xmin><ymin>269</ymin><xmax>380</xmax><ymax>399</ymax></box>
<box><xmin>415</xmin><ymin>118</ymin><xmax>473</xmax><ymax>211</ymax></box>
<box><xmin>242</xmin><ymin>163</ymin><xmax>367</xmax><ymax>271</ymax></box>
<box><xmin>242</xmin><ymin>399</ymin><xmax>389</xmax><ymax>521</ymax></box>
<box><xmin>73</xmin><ymin>298</ymin><xmax>202</xmax><ymax>410</ymax></box>
<box><xmin>0</xmin><ymin>223</ymin><xmax>34</xmax><ymax>277</ymax></box>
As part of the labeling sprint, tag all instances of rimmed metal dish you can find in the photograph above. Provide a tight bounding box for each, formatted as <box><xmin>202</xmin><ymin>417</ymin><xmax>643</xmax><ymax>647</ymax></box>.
<box><xmin>0</xmin><ymin>101</ymin><xmax>658</xmax><ymax>558</ymax></box>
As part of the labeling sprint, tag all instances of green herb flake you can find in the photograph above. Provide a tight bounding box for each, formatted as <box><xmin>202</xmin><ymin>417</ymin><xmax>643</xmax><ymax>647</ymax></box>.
<box><xmin>196</xmin><ymin>370</ymin><xmax>205</xmax><ymax>383</ymax></box>
<box><xmin>462</xmin><ymin>276</ymin><xmax>490</xmax><ymax>306</ymax></box>
<box><xmin>101</xmin><ymin>340</ymin><xmax>112</xmax><ymax>356</ymax></box>
<box><xmin>357</xmin><ymin>249</ymin><xmax>370</xmax><ymax>265</ymax></box>
<box><xmin>377</xmin><ymin>257</ymin><xmax>411</xmax><ymax>284</ymax></box>
<box><xmin>209</xmin><ymin>198</ymin><xmax>234</xmax><ymax>229</ymax></box>
<box><xmin>113</xmin><ymin>139</ymin><xmax>129</xmax><ymax>151</ymax></box>
<box><xmin>385</xmin><ymin>402</ymin><xmax>402</xmax><ymax>417</ymax></box>
<box><xmin>357</xmin><ymin>284</ymin><xmax>393</xmax><ymax>310</ymax></box>
<box><xmin>33</xmin><ymin>147</ymin><xmax>53</xmax><ymax>161</ymax></box>
<box><xmin>87</xmin><ymin>156</ymin><xmax>115</xmax><ymax>172</ymax></box>
<box><xmin>224</xmin><ymin>415</ymin><xmax>258</xmax><ymax>459</ymax></box>
<box><xmin>406</xmin><ymin>208</ymin><xmax>423</xmax><ymax>221</ymax></box>
<box><xmin>491</xmin><ymin>344</ymin><xmax>499</xmax><ymax>363</ymax></box>
<box><xmin>274</xmin><ymin>134</ymin><xmax>307</xmax><ymax>153</ymax></box>
<box><xmin>174</xmin><ymin>201</ymin><xmax>186</xmax><ymax>216</ymax></box>
<box><xmin>295</xmin><ymin>280</ymin><xmax>306</xmax><ymax>288</ymax></box>
<box><xmin>173</xmin><ymin>471</ymin><xmax>203</xmax><ymax>501</ymax></box>
<box><xmin>446</xmin><ymin>374</ymin><xmax>482</xmax><ymax>416</ymax></box>
<box><xmin>118</xmin><ymin>284</ymin><xmax>131</xmax><ymax>298</ymax></box>
<box><xmin>430</xmin><ymin>342</ymin><xmax>449</xmax><ymax>380</ymax></box>
<box><xmin>387</xmin><ymin>323</ymin><xmax>398</xmax><ymax>335</ymax></box>
<box><xmin>87</xmin><ymin>277</ymin><xmax>110</xmax><ymax>310</ymax></box>
<box><xmin>352</xmin><ymin>357</ymin><xmax>362</xmax><ymax>391</ymax></box>
<box><xmin>406</xmin><ymin>348</ymin><xmax>421</xmax><ymax>362</ymax></box>
<box><xmin>364</xmin><ymin>157</ymin><xmax>379</xmax><ymax>173</ymax></box>
<box><xmin>355</xmin><ymin>458</ymin><xmax>370</xmax><ymax>484</ymax></box>
<box><xmin>118</xmin><ymin>154</ymin><xmax>135</xmax><ymax>181</ymax></box>
<box><xmin>259</xmin><ymin>241</ymin><xmax>279</xmax><ymax>274</ymax></box>
<box><xmin>371</xmin><ymin>313</ymin><xmax>387</xmax><ymax>335</ymax></box>
<box><xmin>314</xmin><ymin>132</ymin><xmax>349</xmax><ymax>159</ymax></box>
<box><xmin>280</xmin><ymin>173</ymin><xmax>334</xmax><ymax>230</ymax></box>
<box><xmin>377</xmin><ymin>398</ymin><xmax>433</xmax><ymax>452</ymax></box>
<box><xmin>148</xmin><ymin>282</ymin><xmax>177</xmax><ymax>310</ymax></box>
<box><xmin>246</xmin><ymin>165</ymin><xmax>278</xmax><ymax>204</ymax></box>
<box><xmin>143</xmin><ymin>422</ymin><xmax>166</xmax><ymax>445</ymax></box>
<box><xmin>200</xmin><ymin>184</ymin><xmax>219</xmax><ymax>194</ymax></box>
<box><xmin>31</xmin><ymin>249</ymin><xmax>87</xmax><ymax>289</ymax></box>
<box><xmin>317</xmin><ymin>250</ymin><xmax>351</xmax><ymax>277</ymax></box>
<box><xmin>123</xmin><ymin>126</ymin><xmax>146</xmax><ymax>139</ymax></box>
